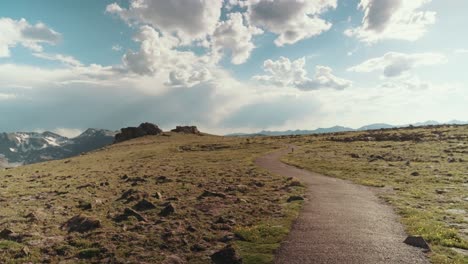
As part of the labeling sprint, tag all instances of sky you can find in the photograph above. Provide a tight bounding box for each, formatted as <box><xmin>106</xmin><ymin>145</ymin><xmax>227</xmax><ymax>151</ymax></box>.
<box><xmin>0</xmin><ymin>0</ymin><xmax>467</xmax><ymax>137</ymax></box>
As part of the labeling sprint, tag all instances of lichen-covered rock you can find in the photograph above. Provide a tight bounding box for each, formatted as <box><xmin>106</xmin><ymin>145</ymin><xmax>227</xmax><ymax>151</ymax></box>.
<box><xmin>115</xmin><ymin>123</ymin><xmax>162</xmax><ymax>143</ymax></box>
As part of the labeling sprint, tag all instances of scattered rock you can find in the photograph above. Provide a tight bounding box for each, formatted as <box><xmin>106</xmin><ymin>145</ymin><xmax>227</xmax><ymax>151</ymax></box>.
<box><xmin>404</xmin><ymin>236</ymin><xmax>430</xmax><ymax>251</ymax></box>
<box><xmin>62</xmin><ymin>215</ymin><xmax>101</xmax><ymax>233</ymax></box>
<box><xmin>117</xmin><ymin>189</ymin><xmax>149</xmax><ymax>203</ymax></box>
<box><xmin>287</xmin><ymin>196</ymin><xmax>304</xmax><ymax>202</ymax></box>
<box><xmin>159</xmin><ymin>203</ymin><xmax>176</xmax><ymax>217</ymax></box>
<box><xmin>211</xmin><ymin>245</ymin><xmax>242</xmax><ymax>264</ymax></box>
<box><xmin>198</xmin><ymin>190</ymin><xmax>227</xmax><ymax>199</ymax></box>
<box><xmin>132</xmin><ymin>199</ymin><xmax>156</xmax><ymax>211</ymax></box>
<box><xmin>114</xmin><ymin>208</ymin><xmax>147</xmax><ymax>222</ymax></box>
<box><xmin>171</xmin><ymin>126</ymin><xmax>200</xmax><ymax>134</ymax></box>
<box><xmin>115</xmin><ymin>122</ymin><xmax>162</xmax><ymax>143</ymax></box>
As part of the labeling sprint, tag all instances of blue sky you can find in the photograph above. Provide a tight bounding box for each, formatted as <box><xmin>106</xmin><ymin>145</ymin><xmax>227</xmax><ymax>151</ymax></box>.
<box><xmin>0</xmin><ymin>0</ymin><xmax>467</xmax><ymax>136</ymax></box>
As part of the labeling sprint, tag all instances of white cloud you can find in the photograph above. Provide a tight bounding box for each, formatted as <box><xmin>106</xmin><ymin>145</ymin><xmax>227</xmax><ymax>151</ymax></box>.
<box><xmin>0</xmin><ymin>17</ymin><xmax>60</xmax><ymax>57</ymax></box>
<box><xmin>212</xmin><ymin>12</ymin><xmax>263</xmax><ymax>64</ymax></box>
<box><xmin>112</xmin><ymin>44</ymin><xmax>122</xmax><ymax>51</ymax></box>
<box><xmin>106</xmin><ymin>0</ymin><xmax>222</xmax><ymax>44</ymax></box>
<box><xmin>254</xmin><ymin>56</ymin><xmax>352</xmax><ymax>90</ymax></box>
<box><xmin>380</xmin><ymin>76</ymin><xmax>430</xmax><ymax>90</ymax></box>
<box><xmin>244</xmin><ymin>0</ymin><xmax>336</xmax><ymax>46</ymax></box>
<box><xmin>345</xmin><ymin>0</ymin><xmax>436</xmax><ymax>43</ymax></box>
<box><xmin>454</xmin><ymin>49</ymin><xmax>468</xmax><ymax>54</ymax></box>
<box><xmin>32</xmin><ymin>52</ymin><xmax>82</xmax><ymax>67</ymax></box>
<box><xmin>348</xmin><ymin>52</ymin><xmax>447</xmax><ymax>78</ymax></box>
<box><xmin>121</xmin><ymin>25</ymin><xmax>213</xmax><ymax>87</ymax></box>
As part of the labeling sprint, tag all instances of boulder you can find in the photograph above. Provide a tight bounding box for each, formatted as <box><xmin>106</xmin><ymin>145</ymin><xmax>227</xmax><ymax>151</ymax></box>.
<box><xmin>171</xmin><ymin>126</ymin><xmax>200</xmax><ymax>134</ymax></box>
<box><xmin>115</xmin><ymin>123</ymin><xmax>162</xmax><ymax>143</ymax></box>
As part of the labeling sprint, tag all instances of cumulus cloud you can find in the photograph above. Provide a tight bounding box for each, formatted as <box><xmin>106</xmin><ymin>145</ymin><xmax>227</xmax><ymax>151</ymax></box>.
<box><xmin>348</xmin><ymin>52</ymin><xmax>447</xmax><ymax>78</ymax></box>
<box><xmin>0</xmin><ymin>17</ymin><xmax>61</xmax><ymax>57</ymax></box>
<box><xmin>121</xmin><ymin>25</ymin><xmax>212</xmax><ymax>87</ymax></box>
<box><xmin>106</xmin><ymin>0</ymin><xmax>222</xmax><ymax>44</ymax></box>
<box><xmin>254</xmin><ymin>57</ymin><xmax>351</xmax><ymax>90</ymax></box>
<box><xmin>243</xmin><ymin>0</ymin><xmax>336</xmax><ymax>46</ymax></box>
<box><xmin>345</xmin><ymin>0</ymin><xmax>436</xmax><ymax>43</ymax></box>
<box><xmin>212</xmin><ymin>12</ymin><xmax>263</xmax><ymax>64</ymax></box>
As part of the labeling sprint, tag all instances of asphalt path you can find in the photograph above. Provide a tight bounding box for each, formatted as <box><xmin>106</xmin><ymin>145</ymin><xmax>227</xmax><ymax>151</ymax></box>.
<box><xmin>256</xmin><ymin>147</ymin><xmax>429</xmax><ymax>264</ymax></box>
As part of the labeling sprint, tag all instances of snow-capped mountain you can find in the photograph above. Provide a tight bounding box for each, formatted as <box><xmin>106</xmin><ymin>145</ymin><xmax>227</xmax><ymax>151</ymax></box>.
<box><xmin>0</xmin><ymin>129</ymin><xmax>116</xmax><ymax>168</ymax></box>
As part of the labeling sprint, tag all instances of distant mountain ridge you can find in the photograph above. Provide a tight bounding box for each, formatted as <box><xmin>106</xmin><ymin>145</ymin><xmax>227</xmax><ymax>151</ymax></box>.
<box><xmin>0</xmin><ymin>129</ymin><xmax>116</xmax><ymax>168</ymax></box>
<box><xmin>226</xmin><ymin>120</ymin><xmax>468</xmax><ymax>137</ymax></box>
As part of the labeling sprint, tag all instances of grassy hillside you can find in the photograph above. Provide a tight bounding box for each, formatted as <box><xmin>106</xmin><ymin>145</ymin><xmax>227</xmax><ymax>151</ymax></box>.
<box><xmin>0</xmin><ymin>133</ymin><xmax>303</xmax><ymax>263</ymax></box>
<box><xmin>282</xmin><ymin>125</ymin><xmax>468</xmax><ymax>263</ymax></box>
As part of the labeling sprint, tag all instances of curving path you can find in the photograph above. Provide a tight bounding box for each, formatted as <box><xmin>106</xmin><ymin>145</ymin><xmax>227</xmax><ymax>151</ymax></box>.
<box><xmin>256</xmin><ymin>146</ymin><xmax>429</xmax><ymax>264</ymax></box>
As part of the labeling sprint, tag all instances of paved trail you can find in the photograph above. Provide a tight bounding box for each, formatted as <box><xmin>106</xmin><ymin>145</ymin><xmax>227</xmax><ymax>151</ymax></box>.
<box><xmin>256</xmin><ymin>147</ymin><xmax>429</xmax><ymax>264</ymax></box>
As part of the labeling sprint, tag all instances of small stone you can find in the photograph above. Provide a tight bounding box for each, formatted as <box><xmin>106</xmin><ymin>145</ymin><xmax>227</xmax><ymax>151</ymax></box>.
<box><xmin>211</xmin><ymin>245</ymin><xmax>242</xmax><ymax>264</ymax></box>
<box><xmin>114</xmin><ymin>208</ymin><xmax>147</xmax><ymax>222</ymax></box>
<box><xmin>410</xmin><ymin>172</ymin><xmax>420</xmax><ymax>176</ymax></box>
<box><xmin>404</xmin><ymin>236</ymin><xmax>430</xmax><ymax>251</ymax></box>
<box><xmin>132</xmin><ymin>199</ymin><xmax>156</xmax><ymax>211</ymax></box>
<box><xmin>159</xmin><ymin>203</ymin><xmax>175</xmax><ymax>217</ymax></box>
<box><xmin>287</xmin><ymin>196</ymin><xmax>304</xmax><ymax>202</ymax></box>
<box><xmin>198</xmin><ymin>190</ymin><xmax>227</xmax><ymax>199</ymax></box>
<box><xmin>62</xmin><ymin>215</ymin><xmax>101</xmax><ymax>233</ymax></box>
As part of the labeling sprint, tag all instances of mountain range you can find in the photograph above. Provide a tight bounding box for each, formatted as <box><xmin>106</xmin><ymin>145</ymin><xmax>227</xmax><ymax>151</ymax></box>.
<box><xmin>0</xmin><ymin>129</ymin><xmax>116</xmax><ymax>168</ymax></box>
<box><xmin>227</xmin><ymin>120</ymin><xmax>468</xmax><ymax>137</ymax></box>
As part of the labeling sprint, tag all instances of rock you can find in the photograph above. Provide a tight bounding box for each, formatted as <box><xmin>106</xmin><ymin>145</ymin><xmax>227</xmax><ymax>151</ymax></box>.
<box><xmin>171</xmin><ymin>126</ymin><xmax>200</xmax><ymax>134</ymax></box>
<box><xmin>62</xmin><ymin>215</ymin><xmax>101</xmax><ymax>233</ymax></box>
<box><xmin>25</xmin><ymin>212</ymin><xmax>41</xmax><ymax>222</ymax></box>
<box><xmin>211</xmin><ymin>245</ymin><xmax>242</xmax><ymax>264</ymax></box>
<box><xmin>287</xmin><ymin>196</ymin><xmax>304</xmax><ymax>202</ymax></box>
<box><xmin>404</xmin><ymin>236</ymin><xmax>430</xmax><ymax>251</ymax></box>
<box><xmin>117</xmin><ymin>189</ymin><xmax>149</xmax><ymax>203</ymax></box>
<box><xmin>162</xmin><ymin>255</ymin><xmax>186</xmax><ymax>264</ymax></box>
<box><xmin>132</xmin><ymin>199</ymin><xmax>156</xmax><ymax>211</ymax></box>
<box><xmin>198</xmin><ymin>190</ymin><xmax>227</xmax><ymax>199</ymax></box>
<box><xmin>153</xmin><ymin>192</ymin><xmax>163</xmax><ymax>199</ymax></box>
<box><xmin>77</xmin><ymin>200</ymin><xmax>92</xmax><ymax>210</ymax></box>
<box><xmin>350</xmin><ymin>153</ymin><xmax>360</xmax><ymax>158</ymax></box>
<box><xmin>114</xmin><ymin>208</ymin><xmax>147</xmax><ymax>222</ymax></box>
<box><xmin>115</xmin><ymin>122</ymin><xmax>162</xmax><ymax>143</ymax></box>
<box><xmin>0</xmin><ymin>228</ymin><xmax>24</xmax><ymax>242</ymax></box>
<box><xmin>191</xmin><ymin>243</ymin><xmax>207</xmax><ymax>252</ymax></box>
<box><xmin>156</xmin><ymin>176</ymin><xmax>173</xmax><ymax>183</ymax></box>
<box><xmin>159</xmin><ymin>203</ymin><xmax>175</xmax><ymax>217</ymax></box>
<box><xmin>410</xmin><ymin>172</ymin><xmax>420</xmax><ymax>176</ymax></box>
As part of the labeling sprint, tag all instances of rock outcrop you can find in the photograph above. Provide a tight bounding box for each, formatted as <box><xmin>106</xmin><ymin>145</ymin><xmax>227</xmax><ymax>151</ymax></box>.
<box><xmin>115</xmin><ymin>123</ymin><xmax>162</xmax><ymax>143</ymax></box>
<box><xmin>171</xmin><ymin>126</ymin><xmax>200</xmax><ymax>134</ymax></box>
